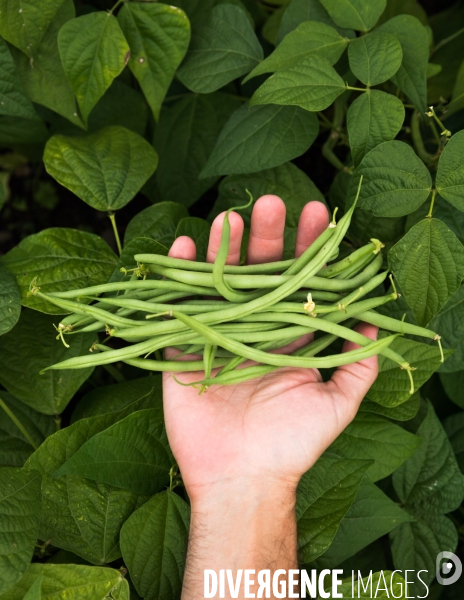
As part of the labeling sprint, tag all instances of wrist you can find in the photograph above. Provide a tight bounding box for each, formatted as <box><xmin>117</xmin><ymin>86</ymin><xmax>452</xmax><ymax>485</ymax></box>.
<box><xmin>186</xmin><ymin>471</ymin><xmax>299</xmax><ymax>509</ymax></box>
<box><xmin>186</xmin><ymin>477</ymin><xmax>298</xmax><ymax>573</ymax></box>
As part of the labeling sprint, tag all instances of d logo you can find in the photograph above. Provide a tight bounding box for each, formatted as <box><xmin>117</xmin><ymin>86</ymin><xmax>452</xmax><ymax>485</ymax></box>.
<box><xmin>436</xmin><ymin>552</ymin><xmax>462</xmax><ymax>586</ymax></box>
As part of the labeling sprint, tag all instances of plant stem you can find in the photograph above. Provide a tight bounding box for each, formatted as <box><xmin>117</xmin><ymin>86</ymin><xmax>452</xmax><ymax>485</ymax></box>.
<box><xmin>103</xmin><ymin>363</ymin><xmax>126</xmax><ymax>383</ymax></box>
<box><xmin>109</xmin><ymin>0</ymin><xmax>124</xmax><ymax>14</ymax></box>
<box><xmin>322</xmin><ymin>98</ymin><xmax>348</xmax><ymax>171</ymax></box>
<box><xmin>109</xmin><ymin>212</ymin><xmax>123</xmax><ymax>256</ymax></box>
<box><xmin>426</xmin><ymin>106</ymin><xmax>451</xmax><ymax>138</ymax></box>
<box><xmin>0</xmin><ymin>396</ymin><xmax>38</xmax><ymax>450</ymax></box>
<box><xmin>54</xmin><ymin>415</ymin><xmax>62</xmax><ymax>431</ymax></box>
<box><xmin>427</xmin><ymin>189</ymin><xmax>437</xmax><ymax>218</ymax></box>
<box><xmin>432</xmin><ymin>26</ymin><xmax>464</xmax><ymax>54</ymax></box>
<box><xmin>410</xmin><ymin>111</ymin><xmax>434</xmax><ymax>164</ymax></box>
<box><xmin>318</xmin><ymin>112</ymin><xmax>334</xmax><ymax>129</ymax></box>
<box><xmin>345</xmin><ymin>85</ymin><xmax>369</xmax><ymax>92</ymax></box>
<box><xmin>428</xmin><ymin>118</ymin><xmax>441</xmax><ymax>146</ymax></box>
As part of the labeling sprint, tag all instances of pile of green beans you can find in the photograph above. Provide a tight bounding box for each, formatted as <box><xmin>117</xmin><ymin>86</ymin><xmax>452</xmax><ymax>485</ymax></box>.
<box><xmin>30</xmin><ymin>185</ymin><xmax>443</xmax><ymax>394</ymax></box>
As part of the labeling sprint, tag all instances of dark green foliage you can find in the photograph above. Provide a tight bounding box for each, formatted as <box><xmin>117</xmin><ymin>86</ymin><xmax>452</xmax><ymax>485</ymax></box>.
<box><xmin>0</xmin><ymin>0</ymin><xmax>463</xmax><ymax>596</ymax></box>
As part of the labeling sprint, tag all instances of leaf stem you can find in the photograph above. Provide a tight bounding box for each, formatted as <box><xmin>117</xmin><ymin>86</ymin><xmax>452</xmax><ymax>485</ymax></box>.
<box><xmin>0</xmin><ymin>396</ymin><xmax>38</xmax><ymax>450</ymax></box>
<box><xmin>410</xmin><ymin>111</ymin><xmax>434</xmax><ymax>164</ymax></box>
<box><xmin>432</xmin><ymin>26</ymin><xmax>464</xmax><ymax>54</ymax></box>
<box><xmin>109</xmin><ymin>212</ymin><xmax>123</xmax><ymax>256</ymax></box>
<box><xmin>427</xmin><ymin>189</ymin><xmax>437</xmax><ymax>218</ymax></box>
<box><xmin>345</xmin><ymin>85</ymin><xmax>369</xmax><ymax>92</ymax></box>
<box><xmin>425</xmin><ymin>106</ymin><xmax>451</xmax><ymax>138</ymax></box>
<box><xmin>109</xmin><ymin>0</ymin><xmax>124</xmax><ymax>14</ymax></box>
<box><xmin>427</xmin><ymin>118</ymin><xmax>441</xmax><ymax>146</ymax></box>
<box><xmin>102</xmin><ymin>363</ymin><xmax>126</xmax><ymax>383</ymax></box>
<box><xmin>322</xmin><ymin>98</ymin><xmax>348</xmax><ymax>171</ymax></box>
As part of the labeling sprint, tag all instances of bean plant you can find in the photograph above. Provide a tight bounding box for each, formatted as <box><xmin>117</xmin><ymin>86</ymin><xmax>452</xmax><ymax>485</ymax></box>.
<box><xmin>0</xmin><ymin>0</ymin><xmax>463</xmax><ymax>598</ymax></box>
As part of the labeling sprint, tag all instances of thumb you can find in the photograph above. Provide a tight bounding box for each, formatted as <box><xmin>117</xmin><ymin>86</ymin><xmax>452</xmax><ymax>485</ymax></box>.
<box><xmin>326</xmin><ymin>323</ymin><xmax>379</xmax><ymax>427</ymax></box>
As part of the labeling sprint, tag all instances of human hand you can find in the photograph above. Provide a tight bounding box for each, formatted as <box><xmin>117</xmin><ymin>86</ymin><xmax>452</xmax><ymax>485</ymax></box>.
<box><xmin>162</xmin><ymin>196</ymin><xmax>379</xmax><ymax>502</ymax></box>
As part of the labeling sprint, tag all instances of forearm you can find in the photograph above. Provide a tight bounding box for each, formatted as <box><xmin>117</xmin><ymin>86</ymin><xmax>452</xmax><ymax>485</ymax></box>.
<box><xmin>182</xmin><ymin>480</ymin><xmax>298</xmax><ymax>600</ymax></box>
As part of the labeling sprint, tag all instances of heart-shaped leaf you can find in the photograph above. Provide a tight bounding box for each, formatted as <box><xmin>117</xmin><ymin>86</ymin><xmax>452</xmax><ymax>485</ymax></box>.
<box><xmin>58</xmin><ymin>12</ymin><xmax>129</xmax><ymax>125</ymax></box>
<box><xmin>44</xmin><ymin>126</ymin><xmax>158</xmax><ymax>212</ymax></box>
<box><xmin>250</xmin><ymin>54</ymin><xmax>346</xmax><ymax>112</ymax></box>
<box><xmin>118</xmin><ymin>3</ymin><xmax>190</xmax><ymax>121</ymax></box>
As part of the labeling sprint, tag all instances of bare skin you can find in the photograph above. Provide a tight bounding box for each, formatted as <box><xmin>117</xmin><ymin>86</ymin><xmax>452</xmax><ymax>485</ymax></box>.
<box><xmin>163</xmin><ymin>196</ymin><xmax>378</xmax><ymax>599</ymax></box>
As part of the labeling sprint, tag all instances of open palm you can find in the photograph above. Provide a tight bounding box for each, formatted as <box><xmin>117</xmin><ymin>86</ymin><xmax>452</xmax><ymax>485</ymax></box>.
<box><xmin>162</xmin><ymin>196</ymin><xmax>378</xmax><ymax>500</ymax></box>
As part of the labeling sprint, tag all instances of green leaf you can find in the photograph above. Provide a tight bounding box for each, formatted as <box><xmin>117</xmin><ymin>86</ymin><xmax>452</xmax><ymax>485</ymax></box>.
<box><xmin>0</xmin><ymin>468</ymin><xmax>41</xmax><ymax>595</ymax></box>
<box><xmin>348</xmin><ymin>32</ymin><xmax>402</xmax><ymax>86</ymax></box>
<box><xmin>58</xmin><ymin>12</ymin><xmax>129</xmax><ymax>125</ymax></box>
<box><xmin>87</xmin><ymin>80</ymin><xmax>149</xmax><ymax>136</ymax></box>
<box><xmin>120</xmin><ymin>491</ymin><xmax>190</xmax><ymax>600</ymax></box>
<box><xmin>0</xmin><ymin>0</ymin><xmax>64</xmax><ymax>56</ymax></box>
<box><xmin>109</xmin><ymin>238</ymin><xmax>168</xmax><ymax>285</ymax></box>
<box><xmin>201</xmin><ymin>104</ymin><xmax>319</xmax><ymax>177</ymax></box>
<box><xmin>23</xmin><ymin>574</ymin><xmax>42</xmax><ymax>600</ymax></box>
<box><xmin>390</xmin><ymin>515</ymin><xmax>458</xmax><ymax>596</ymax></box>
<box><xmin>276</xmin><ymin>0</ymin><xmax>353</xmax><ymax>45</ymax></box>
<box><xmin>0</xmin><ymin>311</ymin><xmax>95</xmax><ymax>415</ymax></box>
<box><xmin>442</xmin><ymin>59</ymin><xmax>464</xmax><ymax>117</ymax></box>
<box><xmin>443</xmin><ymin>412</ymin><xmax>464</xmax><ymax>473</ymax></box>
<box><xmin>0</xmin><ymin>38</ymin><xmax>40</xmax><ymax>121</ymax></box>
<box><xmin>124</xmin><ymin>202</ymin><xmax>189</xmax><ymax>247</ymax></box>
<box><xmin>262</xmin><ymin>6</ymin><xmax>285</xmax><ymax>46</ymax></box>
<box><xmin>44</xmin><ymin>126</ymin><xmax>157</xmax><ymax>212</ymax></box>
<box><xmin>296</xmin><ymin>456</ymin><xmax>371</xmax><ymax>563</ymax></box>
<box><xmin>377</xmin><ymin>0</ymin><xmax>428</xmax><ymax>27</ymax></box>
<box><xmin>0</xmin><ymin>265</ymin><xmax>20</xmax><ymax>336</ymax></box>
<box><xmin>406</xmin><ymin>193</ymin><xmax>464</xmax><ymax>244</ymax></box>
<box><xmin>359</xmin><ymin>392</ymin><xmax>420</xmax><ymax>422</ymax></box>
<box><xmin>436</xmin><ymin>130</ymin><xmax>464</xmax><ymax>212</ymax></box>
<box><xmin>250</xmin><ymin>54</ymin><xmax>346</xmax><ymax>112</ymax></box>
<box><xmin>154</xmin><ymin>93</ymin><xmax>241</xmax><ymax>207</ymax></box>
<box><xmin>367</xmin><ymin>337</ymin><xmax>448</xmax><ymax>407</ymax></box>
<box><xmin>0</xmin><ymin>172</ymin><xmax>8</xmax><ymax>210</ymax></box>
<box><xmin>347</xmin><ymin>91</ymin><xmax>405</xmax><ymax>167</ymax></box>
<box><xmin>430</xmin><ymin>285</ymin><xmax>464</xmax><ymax>374</ymax></box>
<box><xmin>393</xmin><ymin>400</ymin><xmax>464</xmax><ymax>514</ymax></box>
<box><xmin>209</xmin><ymin>163</ymin><xmax>325</xmax><ymax>259</ymax></box>
<box><xmin>427</xmin><ymin>5</ymin><xmax>464</xmax><ymax>106</ymax></box>
<box><xmin>331</xmin><ymin>413</ymin><xmax>421</xmax><ymax>481</ymax></box>
<box><xmin>327</xmin><ymin>571</ymin><xmax>407</xmax><ymax>598</ymax></box>
<box><xmin>118</xmin><ymin>3</ymin><xmax>190</xmax><ymax>121</ymax></box>
<box><xmin>312</xmin><ymin>477</ymin><xmax>410</xmax><ymax>568</ymax></box>
<box><xmin>177</xmin><ymin>4</ymin><xmax>262</xmax><ymax>93</ymax></box>
<box><xmin>388</xmin><ymin>219</ymin><xmax>464</xmax><ymax>325</ymax></box>
<box><xmin>440</xmin><ymin>371</ymin><xmax>464</xmax><ymax>408</ymax></box>
<box><xmin>9</xmin><ymin>0</ymin><xmax>83</xmax><ymax>128</ymax></box>
<box><xmin>72</xmin><ymin>376</ymin><xmax>162</xmax><ymax>423</ymax></box>
<box><xmin>0</xmin><ymin>116</ymin><xmax>48</xmax><ymax>147</ymax></box>
<box><xmin>54</xmin><ymin>409</ymin><xmax>174</xmax><ymax>496</ymax></box>
<box><xmin>347</xmin><ymin>141</ymin><xmax>432</xmax><ymax>217</ymax></box>
<box><xmin>1</xmin><ymin>564</ymin><xmax>129</xmax><ymax>600</ymax></box>
<box><xmin>245</xmin><ymin>21</ymin><xmax>348</xmax><ymax>81</ymax></box>
<box><xmin>25</xmin><ymin>411</ymin><xmax>149</xmax><ymax>564</ymax></box>
<box><xmin>176</xmin><ymin>217</ymin><xmax>210</xmax><ymax>262</ymax></box>
<box><xmin>1</xmin><ymin>228</ymin><xmax>117</xmax><ymax>314</ymax></box>
<box><xmin>377</xmin><ymin>15</ymin><xmax>428</xmax><ymax>113</ymax></box>
<box><xmin>319</xmin><ymin>0</ymin><xmax>386</xmax><ymax>31</ymax></box>
<box><xmin>0</xmin><ymin>392</ymin><xmax>55</xmax><ymax>467</ymax></box>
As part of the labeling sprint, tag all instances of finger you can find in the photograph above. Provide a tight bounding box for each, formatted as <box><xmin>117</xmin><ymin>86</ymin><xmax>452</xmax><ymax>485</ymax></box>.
<box><xmin>326</xmin><ymin>323</ymin><xmax>379</xmax><ymax>426</ymax></box>
<box><xmin>295</xmin><ymin>201</ymin><xmax>330</xmax><ymax>258</ymax></box>
<box><xmin>165</xmin><ymin>236</ymin><xmax>196</xmax><ymax>360</ymax></box>
<box><xmin>246</xmin><ymin>195</ymin><xmax>286</xmax><ymax>264</ymax></box>
<box><xmin>206</xmin><ymin>211</ymin><xmax>244</xmax><ymax>265</ymax></box>
<box><xmin>168</xmin><ymin>235</ymin><xmax>196</xmax><ymax>261</ymax></box>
